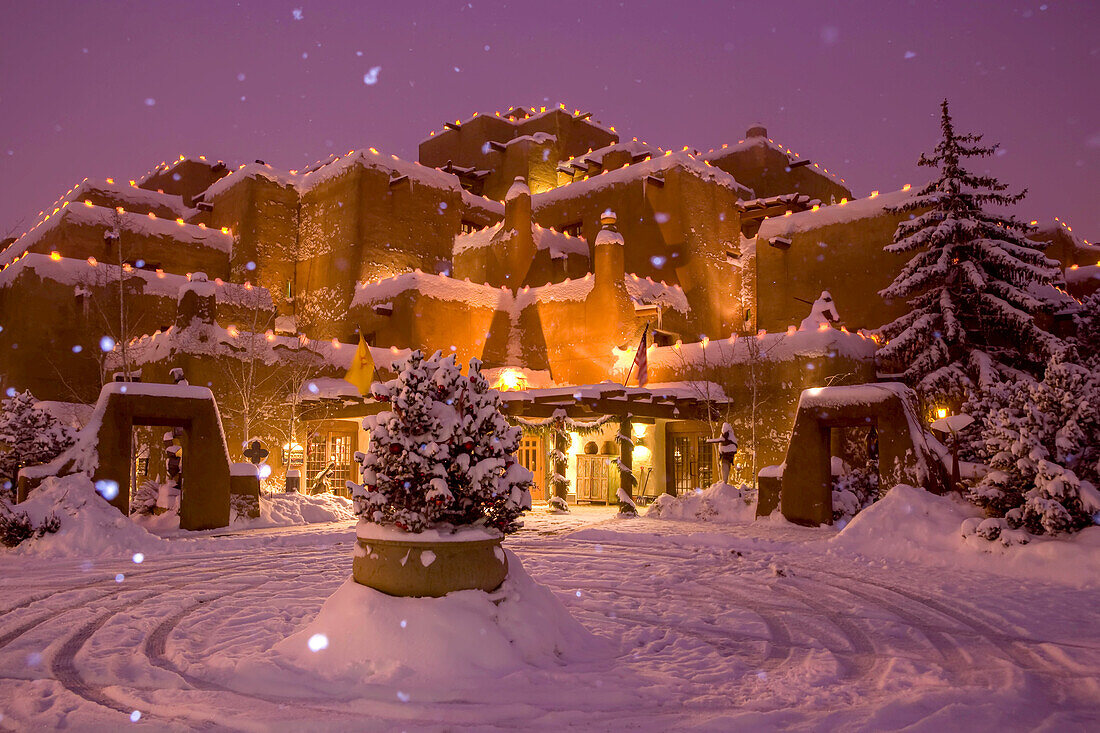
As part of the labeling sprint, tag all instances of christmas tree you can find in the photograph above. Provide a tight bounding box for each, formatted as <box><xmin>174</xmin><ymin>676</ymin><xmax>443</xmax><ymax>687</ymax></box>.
<box><xmin>0</xmin><ymin>390</ymin><xmax>76</xmax><ymax>500</ymax></box>
<box><xmin>350</xmin><ymin>351</ymin><xmax>531</xmax><ymax>534</ymax></box>
<box><xmin>876</xmin><ymin>99</ymin><xmax>1064</xmax><ymax>403</ymax></box>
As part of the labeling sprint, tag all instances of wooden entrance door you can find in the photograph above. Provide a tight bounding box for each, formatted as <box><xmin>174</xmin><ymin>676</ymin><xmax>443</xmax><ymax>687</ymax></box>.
<box><xmin>517</xmin><ymin>434</ymin><xmax>546</xmax><ymax>501</ymax></box>
<box><xmin>667</xmin><ymin>425</ymin><xmax>715</xmax><ymax>496</ymax></box>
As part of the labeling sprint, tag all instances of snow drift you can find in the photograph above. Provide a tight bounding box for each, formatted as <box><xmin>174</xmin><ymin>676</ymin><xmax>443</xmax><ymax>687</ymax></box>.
<box><xmin>832</xmin><ymin>484</ymin><xmax>1100</xmax><ymax>588</ymax></box>
<box><xmin>242</xmin><ymin>491</ymin><xmax>356</xmax><ymax>528</ymax></box>
<box><xmin>6</xmin><ymin>474</ymin><xmax>166</xmax><ymax>558</ymax></box>
<box><xmin>262</xmin><ymin>549</ymin><xmax>606</xmax><ymax>683</ymax></box>
<box><xmin>646</xmin><ymin>482</ymin><xmax>756</xmax><ymax>523</ymax></box>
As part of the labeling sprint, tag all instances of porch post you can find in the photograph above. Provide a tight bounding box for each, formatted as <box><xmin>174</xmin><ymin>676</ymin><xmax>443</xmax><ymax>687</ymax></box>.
<box><xmin>551</xmin><ymin>413</ymin><xmax>570</xmax><ymax>505</ymax></box>
<box><xmin>617</xmin><ymin>413</ymin><xmax>636</xmax><ymax>513</ymax></box>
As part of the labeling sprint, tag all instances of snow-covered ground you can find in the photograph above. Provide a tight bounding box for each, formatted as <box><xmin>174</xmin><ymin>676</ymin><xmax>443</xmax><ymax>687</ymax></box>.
<box><xmin>1</xmin><ymin>498</ymin><xmax>1098</xmax><ymax>731</ymax></box>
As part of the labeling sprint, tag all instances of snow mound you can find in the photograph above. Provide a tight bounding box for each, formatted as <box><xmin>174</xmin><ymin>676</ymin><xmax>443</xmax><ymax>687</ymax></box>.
<box><xmin>268</xmin><ymin>549</ymin><xmax>606</xmax><ymax>682</ymax></box>
<box><xmin>833</xmin><ymin>485</ymin><xmax>1100</xmax><ymax>587</ymax></box>
<box><xmin>8</xmin><ymin>474</ymin><xmax>167</xmax><ymax>558</ymax></box>
<box><xmin>241</xmin><ymin>491</ymin><xmax>356</xmax><ymax>528</ymax></box>
<box><xmin>646</xmin><ymin>482</ymin><xmax>756</xmax><ymax>523</ymax></box>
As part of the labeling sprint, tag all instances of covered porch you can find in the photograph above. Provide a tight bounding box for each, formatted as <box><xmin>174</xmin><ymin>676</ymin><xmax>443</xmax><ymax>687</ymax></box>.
<box><xmin>298</xmin><ymin>379</ymin><xmax>732</xmax><ymax>506</ymax></box>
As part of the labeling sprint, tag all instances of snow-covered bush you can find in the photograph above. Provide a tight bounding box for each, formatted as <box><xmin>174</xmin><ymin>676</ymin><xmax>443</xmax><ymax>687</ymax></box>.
<box><xmin>967</xmin><ymin>354</ymin><xmax>1100</xmax><ymax>536</ymax></box>
<box><xmin>0</xmin><ymin>501</ymin><xmax>60</xmax><ymax>548</ymax></box>
<box><xmin>1070</xmin><ymin>292</ymin><xmax>1100</xmax><ymax>372</ymax></box>
<box><xmin>130</xmin><ymin>480</ymin><xmax>161</xmax><ymax>515</ymax></box>
<box><xmin>349</xmin><ymin>351</ymin><xmax>532</xmax><ymax>534</ymax></box>
<box><xmin>0</xmin><ymin>390</ymin><xmax>76</xmax><ymax>495</ymax></box>
<box><xmin>832</xmin><ymin>461</ymin><xmax>880</xmax><ymax>523</ymax></box>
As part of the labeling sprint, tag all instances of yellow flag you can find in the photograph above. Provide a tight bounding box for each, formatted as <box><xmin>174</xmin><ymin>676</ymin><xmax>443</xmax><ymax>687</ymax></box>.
<box><xmin>344</xmin><ymin>333</ymin><xmax>375</xmax><ymax>396</ymax></box>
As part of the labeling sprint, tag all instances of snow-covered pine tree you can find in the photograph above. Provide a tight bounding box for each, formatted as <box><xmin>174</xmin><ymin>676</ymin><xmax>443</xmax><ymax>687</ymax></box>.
<box><xmin>349</xmin><ymin>351</ymin><xmax>531</xmax><ymax>534</ymax></box>
<box><xmin>876</xmin><ymin>100</ymin><xmax>1064</xmax><ymax>403</ymax></box>
<box><xmin>1070</xmin><ymin>292</ymin><xmax>1100</xmax><ymax>372</ymax></box>
<box><xmin>0</xmin><ymin>391</ymin><xmax>76</xmax><ymax>499</ymax></box>
<box><xmin>968</xmin><ymin>353</ymin><xmax>1100</xmax><ymax>535</ymax></box>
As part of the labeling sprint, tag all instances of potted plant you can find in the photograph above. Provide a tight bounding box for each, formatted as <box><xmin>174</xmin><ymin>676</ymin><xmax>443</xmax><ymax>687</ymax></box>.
<box><xmin>348</xmin><ymin>351</ymin><xmax>532</xmax><ymax>597</ymax></box>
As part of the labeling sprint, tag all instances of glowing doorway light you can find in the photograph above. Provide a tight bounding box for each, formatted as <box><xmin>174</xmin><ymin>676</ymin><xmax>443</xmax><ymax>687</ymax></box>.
<box><xmin>494</xmin><ymin>368</ymin><xmax>528</xmax><ymax>392</ymax></box>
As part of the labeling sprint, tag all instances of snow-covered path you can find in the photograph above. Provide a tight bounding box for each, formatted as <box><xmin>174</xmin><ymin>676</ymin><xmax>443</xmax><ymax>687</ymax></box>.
<box><xmin>1</xmin><ymin>508</ymin><xmax>1097</xmax><ymax>731</ymax></box>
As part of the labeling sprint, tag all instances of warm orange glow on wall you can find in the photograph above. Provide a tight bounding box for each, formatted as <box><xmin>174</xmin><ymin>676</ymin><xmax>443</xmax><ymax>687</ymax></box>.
<box><xmin>494</xmin><ymin>369</ymin><xmax>528</xmax><ymax>391</ymax></box>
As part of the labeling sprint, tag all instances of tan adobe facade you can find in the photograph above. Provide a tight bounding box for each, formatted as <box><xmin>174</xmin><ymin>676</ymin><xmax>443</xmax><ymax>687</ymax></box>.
<box><xmin>2</xmin><ymin>104</ymin><xmax>1096</xmax><ymax>507</ymax></box>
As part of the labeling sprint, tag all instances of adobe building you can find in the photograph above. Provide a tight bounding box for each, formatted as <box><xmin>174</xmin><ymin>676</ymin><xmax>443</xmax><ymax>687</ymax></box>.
<box><xmin>2</xmin><ymin>103</ymin><xmax>1094</xmax><ymax>510</ymax></box>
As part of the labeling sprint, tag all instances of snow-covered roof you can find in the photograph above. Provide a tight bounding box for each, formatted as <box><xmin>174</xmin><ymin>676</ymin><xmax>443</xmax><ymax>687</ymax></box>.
<box><xmin>1067</xmin><ymin>264</ymin><xmax>1100</xmax><ymax>289</ymax></box>
<box><xmin>611</xmin><ymin>326</ymin><xmax>876</xmax><ymax>374</ymax></box>
<box><xmin>452</xmin><ymin>223</ymin><xmax>590</xmax><ymax>260</ymax></box>
<box><xmin>460</xmin><ymin>188</ymin><xmax>504</xmax><ymax>217</ymax></box>
<box><xmin>420</xmin><ymin>105</ymin><xmax>617</xmax><ymax>144</ymax></box>
<box><xmin>298</xmin><ymin>376</ymin><xmax>365</xmax><ymax>401</ymax></box>
<box><xmin>124</xmin><ymin>320</ymin><xmax>356</xmax><ymax>371</ymax></box>
<box><xmin>0</xmin><ymin>201</ymin><xmax>231</xmax><ymax>268</ymax></box>
<box><xmin>203</xmin><ymin>149</ymin><xmax>471</xmax><ymax>201</ymax></box>
<box><xmin>756</xmin><ymin>187</ymin><xmax>919</xmax><ymax>240</ymax></box>
<box><xmin>353</xmin><ymin>271</ymin><xmax>513</xmax><ymax>311</ymax></box>
<box><xmin>561</xmin><ymin>140</ymin><xmax>655</xmax><ymax>171</ymax></box>
<box><xmin>532</xmin><ymin>152</ymin><xmax>753</xmax><ymax>209</ymax></box>
<box><xmin>702</xmin><ymin>128</ymin><xmax>848</xmax><ymax>186</ymax></box>
<box><xmin>624</xmin><ymin>274</ymin><xmax>689</xmax><ymax>314</ymax></box>
<box><xmin>0</xmin><ymin>253</ymin><xmax>261</xmax><ymax>309</ymax></box>
<box><xmin>79</xmin><ymin>179</ymin><xmax>194</xmax><ymax>216</ymax></box>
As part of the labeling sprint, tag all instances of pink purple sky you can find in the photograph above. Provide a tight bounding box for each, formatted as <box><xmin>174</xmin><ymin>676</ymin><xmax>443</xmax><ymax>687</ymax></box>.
<box><xmin>1</xmin><ymin>0</ymin><xmax>1097</xmax><ymax>241</ymax></box>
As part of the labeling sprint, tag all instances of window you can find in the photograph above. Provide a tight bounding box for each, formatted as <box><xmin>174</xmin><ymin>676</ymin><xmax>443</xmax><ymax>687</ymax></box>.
<box><xmin>305</xmin><ymin>431</ymin><xmax>354</xmax><ymax>496</ymax></box>
<box><xmin>460</xmin><ymin>220</ymin><xmax>484</xmax><ymax>234</ymax></box>
<box><xmin>561</xmin><ymin>221</ymin><xmax>583</xmax><ymax>237</ymax></box>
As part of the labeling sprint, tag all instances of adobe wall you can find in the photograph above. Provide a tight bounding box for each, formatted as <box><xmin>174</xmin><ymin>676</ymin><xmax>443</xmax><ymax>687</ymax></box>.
<box><xmin>532</xmin><ymin>165</ymin><xmax>747</xmax><ymax>339</ymax></box>
<box><xmin>349</xmin><ymin>289</ymin><xmax>505</xmax><ymax>370</ymax></box>
<box><xmin>140</xmin><ymin>159</ymin><xmax>230</xmax><ymax>206</ymax></box>
<box><xmin>0</xmin><ymin>266</ymin><xmax>180</xmax><ymax>403</ymax></box>
<box><xmin>209</xmin><ymin>175</ymin><xmax>299</xmax><ymax>318</ymax></box>
<box><xmin>294</xmin><ymin>164</ymin><xmax>471</xmax><ymax>339</ymax></box>
<box><xmin>755</xmin><ymin>208</ymin><xmax>912</xmax><ymax>333</ymax></box>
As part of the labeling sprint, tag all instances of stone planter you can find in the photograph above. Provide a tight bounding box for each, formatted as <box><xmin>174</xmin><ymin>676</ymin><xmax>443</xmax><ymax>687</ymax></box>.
<box><xmin>352</xmin><ymin>526</ymin><xmax>508</xmax><ymax>598</ymax></box>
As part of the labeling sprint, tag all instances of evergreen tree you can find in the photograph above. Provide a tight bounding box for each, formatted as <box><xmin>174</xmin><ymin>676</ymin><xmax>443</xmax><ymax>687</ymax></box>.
<box><xmin>350</xmin><ymin>351</ymin><xmax>531</xmax><ymax>534</ymax></box>
<box><xmin>876</xmin><ymin>100</ymin><xmax>1064</xmax><ymax>403</ymax></box>
<box><xmin>0</xmin><ymin>390</ymin><xmax>76</xmax><ymax>499</ymax></box>
<box><xmin>968</xmin><ymin>354</ymin><xmax>1100</xmax><ymax>535</ymax></box>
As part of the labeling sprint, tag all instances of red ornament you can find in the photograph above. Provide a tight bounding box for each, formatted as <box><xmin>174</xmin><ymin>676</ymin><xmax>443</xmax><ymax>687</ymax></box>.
<box><xmin>389</xmin><ymin>444</ymin><xmax>402</xmax><ymax>454</ymax></box>
<box><xmin>463</xmin><ymin>441</ymin><xmax>474</xmax><ymax>451</ymax></box>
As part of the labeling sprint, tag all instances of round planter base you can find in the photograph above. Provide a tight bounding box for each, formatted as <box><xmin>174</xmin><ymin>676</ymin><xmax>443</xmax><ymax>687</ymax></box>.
<box><xmin>352</xmin><ymin>535</ymin><xmax>508</xmax><ymax>598</ymax></box>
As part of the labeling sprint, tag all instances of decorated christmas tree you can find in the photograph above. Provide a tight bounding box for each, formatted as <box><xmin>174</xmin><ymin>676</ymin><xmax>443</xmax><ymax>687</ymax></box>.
<box><xmin>876</xmin><ymin>100</ymin><xmax>1064</xmax><ymax>404</ymax></box>
<box><xmin>350</xmin><ymin>351</ymin><xmax>531</xmax><ymax>534</ymax></box>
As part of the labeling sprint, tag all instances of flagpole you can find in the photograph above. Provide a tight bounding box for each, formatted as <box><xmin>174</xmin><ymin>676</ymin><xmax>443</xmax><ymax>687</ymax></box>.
<box><xmin>624</xmin><ymin>323</ymin><xmax>649</xmax><ymax>386</ymax></box>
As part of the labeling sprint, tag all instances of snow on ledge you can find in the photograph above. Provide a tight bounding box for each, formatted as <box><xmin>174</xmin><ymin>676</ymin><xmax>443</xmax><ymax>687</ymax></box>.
<box><xmin>356</xmin><ymin>522</ymin><xmax>504</xmax><ymax>543</ymax></box>
<box><xmin>757</xmin><ymin>187</ymin><xmax>920</xmax><ymax>240</ymax></box>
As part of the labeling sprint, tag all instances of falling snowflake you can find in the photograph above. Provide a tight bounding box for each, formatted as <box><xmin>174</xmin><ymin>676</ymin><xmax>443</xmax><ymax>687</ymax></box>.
<box><xmin>144</xmin><ymin>98</ymin><xmax>156</xmax><ymax>106</ymax></box>
<box><xmin>904</xmin><ymin>51</ymin><xmax>917</xmax><ymax>59</ymax></box>
<box><xmin>308</xmin><ymin>633</ymin><xmax>328</xmax><ymax>652</ymax></box>
<box><xmin>292</xmin><ymin>8</ymin><xmax>303</xmax><ymax>20</ymax></box>
<box><xmin>363</xmin><ymin>66</ymin><xmax>381</xmax><ymax>85</ymax></box>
